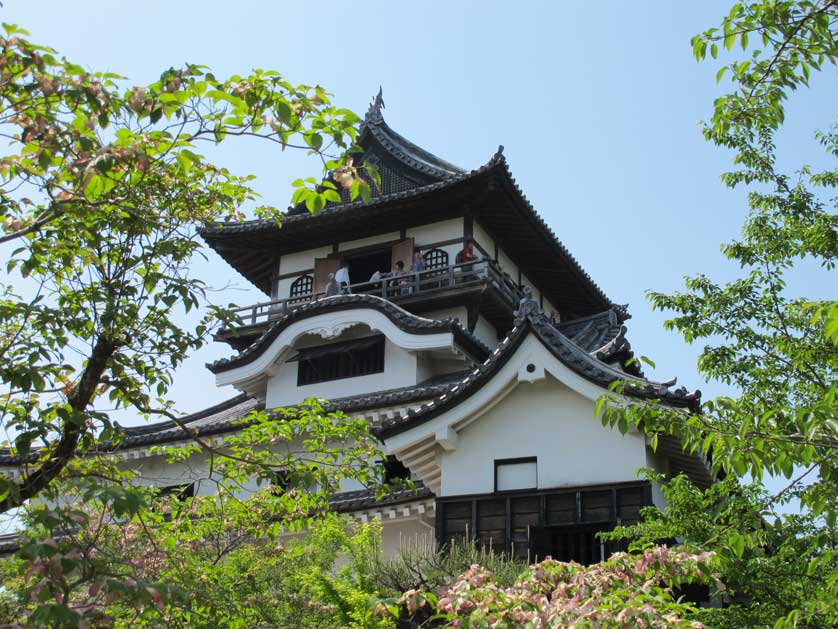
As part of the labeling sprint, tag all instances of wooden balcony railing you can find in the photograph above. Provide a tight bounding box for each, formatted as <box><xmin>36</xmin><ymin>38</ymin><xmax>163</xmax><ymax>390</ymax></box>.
<box><xmin>229</xmin><ymin>259</ymin><xmax>523</xmax><ymax>328</ymax></box>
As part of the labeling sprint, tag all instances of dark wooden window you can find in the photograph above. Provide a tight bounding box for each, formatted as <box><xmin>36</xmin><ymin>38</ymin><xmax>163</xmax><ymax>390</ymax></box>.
<box><xmin>295</xmin><ymin>336</ymin><xmax>385</xmax><ymax>386</ymax></box>
<box><xmin>290</xmin><ymin>274</ymin><xmax>313</xmax><ymax>299</ymax></box>
<box><xmin>156</xmin><ymin>483</ymin><xmax>195</xmax><ymax>501</ymax></box>
<box><xmin>424</xmin><ymin>248</ymin><xmax>449</xmax><ymax>270</ymax></box>
<box><xmin>382</xmin><ymin>456</ymin><xmax>411</xmax><ymax>483</ymax></box>
<box><xmin>268</xmin><ymin>470</ymin><xmax>291</xmax><ymax>494</ymax></box>
<box><xmin>437</xmin><ymin>482</ymin><xmax>652</xmax><ymax>565</ymax></box>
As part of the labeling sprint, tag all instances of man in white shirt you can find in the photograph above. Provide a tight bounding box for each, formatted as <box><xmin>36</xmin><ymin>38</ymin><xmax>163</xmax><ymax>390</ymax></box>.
<box><xmin>334</xmin><ymin>260</ymin><xmax>351</xmax><ymax>293</ymax></box>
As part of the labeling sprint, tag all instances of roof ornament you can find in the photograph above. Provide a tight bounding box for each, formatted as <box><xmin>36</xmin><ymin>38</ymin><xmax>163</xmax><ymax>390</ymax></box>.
<box><xmin>365</xmin><ymin>86</ymin><xmax>385</xmax><ymax>124</ymax></box>
<box><xmin>513</xmin><ymin>286</ymin><xmax>541</xmax><ymax>325</ymax></box>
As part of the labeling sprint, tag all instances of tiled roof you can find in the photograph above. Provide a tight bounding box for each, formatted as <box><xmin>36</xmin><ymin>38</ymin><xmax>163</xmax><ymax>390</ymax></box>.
<box><xmin>198</xmin><ymin>104</ymin><xmax>618</xmax><ymax>318</ymax></box>
<box><xmin>207</xmin><ymin>294</ymin><xmax>490</xmax><ymax>374</ymax></box>
<box><xmin>0</xmin><ymin>372</ymin><xmax>470</xmax><ymax>463</ymax></box>
<box><xmin>330</xmin><ymin>481</ymin><xmax>433</xmax><ymax>513</ymax></box>
<box><xmin>0</xmin><ymin>483</ymin><xmax>435</xmax><ymax>556</ymax></box>
<box><xmin>556</xmin><ymin>308</ymin><xmax>639</xmax><ymax>374</ymax></box>
<box><xmin>377</xmin><ymin>308</ymin><xmax>701</xmax><ymax>439</ymax></box>
<box><xmin>113</xmin><ymin>371</ymin><xmax>471</xmax><ymax>451</ymax></box>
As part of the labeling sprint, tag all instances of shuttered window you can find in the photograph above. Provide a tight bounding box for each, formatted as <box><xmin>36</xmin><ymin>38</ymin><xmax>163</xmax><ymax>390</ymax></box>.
<box><xmin>438</xmin><ymin>482</ymin><xmax>651</xmax><ymax>565</ymax></box>
<box><xmin>293</xmin><ymin>336</ymin><xmax>385</xmax><ymax>386</ymax></box>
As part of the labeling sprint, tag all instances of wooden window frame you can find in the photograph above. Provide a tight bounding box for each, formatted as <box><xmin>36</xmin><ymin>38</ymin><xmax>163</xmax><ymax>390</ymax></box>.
<box><xmin>494</xmin><ymin>457</ymin><xmax>538</xmax><ymax>493</ymax></box>
<box><xmin>289</xmin><ymin>274</ymin><xmax>314</xmax><ymax>298</ymax></box>
<box><xmin>295</xmin><ymin>336</ymin><xmax>385</xmax><ymax>386</ymax></box>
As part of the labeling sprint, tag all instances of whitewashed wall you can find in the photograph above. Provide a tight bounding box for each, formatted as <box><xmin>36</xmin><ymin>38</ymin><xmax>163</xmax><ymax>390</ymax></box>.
<box><xmin>380</xmin><ymin>518</ymin><xmax>434</xmax><ymax>556</ymax></box>
<box><xmin>472</xmin><ymin>220</ymin><xmax>494</xmax><ymax>258</ymax></box>
<box><xmin>439</xmin><ymin>376</ymin><xmax>648</xmax><ymax>496</ymax></box>
<box><xmin>274</xmin><ymin>219</ymin><xmax>466</xmax><ymax>299</ymax></box>
<box><xmin>121</xmin><ymin>453</ymin><xmax>216</xmax><ymax>496</ymax></box>
<box><xmin>408</xmin><ymin>218</ymin><xmax>463</xmax><ymax>264</ymax></box>
<box><xmin>472</xmin><ymin>315</ymin><xmax>499</xmax><ymax>347</ymax></box>
<box><xmin>338</xmin><ymin>231</ymin><xmax>401</xmax><ymax>252</ymax></box>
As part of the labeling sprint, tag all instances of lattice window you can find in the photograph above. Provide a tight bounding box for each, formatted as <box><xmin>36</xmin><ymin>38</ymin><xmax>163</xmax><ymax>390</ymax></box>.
<box><xmin>290</xmin><ymin>275</ymin><xmax>313</xmax><ymax>298</ymax></box>
<box><xmin>424</xmin><ymin>248</ymin><xmax>449</xmax><ymax>270</ymax></box>
<box><xmin>296</xmin><ymin>336</ymin><xmax>385</xmax><ymax>386</ymax></box>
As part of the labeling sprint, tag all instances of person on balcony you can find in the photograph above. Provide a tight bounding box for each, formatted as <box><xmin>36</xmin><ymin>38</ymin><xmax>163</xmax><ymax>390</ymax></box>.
<box><xmin>455</xmin><ymin>241</ymin><xmax>478</xmax><ymax>281</ymax></box>
<box><xmin>455</xmin><ymin>241</ymin><xmax>476</xmax><ymax>265</ymax></box>
<box><xmin>335</xmin><ymin>260</ymin><xmax>351</xmax><ymax>294</ymax></box>
<box><xmin>324</xmin><ymin>272</ymin><xmax>341</xmax><ymax>297</ymax></box>
<box><xmin>410</xmin><ymin>250</ymin><xmax>426</xmax><ymax>273</ymax></box>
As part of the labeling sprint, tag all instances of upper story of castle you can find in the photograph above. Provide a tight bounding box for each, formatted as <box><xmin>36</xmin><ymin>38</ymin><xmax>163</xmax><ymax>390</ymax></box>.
<box><xmin>199</xmin><ymin>92</ymin><xmax>631</xmax><ymax>409</ymax></box>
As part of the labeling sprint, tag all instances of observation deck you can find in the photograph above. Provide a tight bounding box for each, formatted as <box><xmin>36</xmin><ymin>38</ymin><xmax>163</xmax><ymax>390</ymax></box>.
<box><xmin>216</xmin><ymin>259</ymin><xmax>524</xmax><ymax>350</ymax></box>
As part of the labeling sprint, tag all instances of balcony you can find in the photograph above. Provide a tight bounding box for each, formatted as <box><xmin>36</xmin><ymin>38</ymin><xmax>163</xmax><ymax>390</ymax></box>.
<box><xmin>217</xmin><ymin>260</ymin><xmax>523</xmax><ymax>349</ymax></box>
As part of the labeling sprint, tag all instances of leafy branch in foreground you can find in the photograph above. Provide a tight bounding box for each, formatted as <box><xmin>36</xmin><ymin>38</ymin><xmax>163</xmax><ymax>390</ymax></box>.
<box><xmin>599</xmin><ymin>2</ymin><xmax>838</xmax><ymax>627</ymax></box>
<box><xmin>0</xmin><ymin>22</ymin><xmax>378</xmax><ymax>512</ymax></box>
<box><xmin>1</xmin><ymin>401</ymin><xmax>386</xmax><ymax>627</ymax></box>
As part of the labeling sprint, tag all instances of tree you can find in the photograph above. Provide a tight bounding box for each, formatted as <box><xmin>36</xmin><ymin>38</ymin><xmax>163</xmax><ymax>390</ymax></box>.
<box><xmin>0</xmin><ymin>23</ymin><xmax>394</xmax><ymax>627</ymax></box>
<box><xmin>599</xmin><ymin>2</ymin><xmax>838</xmax><ymax>626</ymax></box>
<box><xmin>0</xmin><ymin>22</ymin><xmax>378</xmax><ymax>512</ymax></box>
<box><xmin>397</xmin><ymin>548</ymin><xmax>719</xmax><ymax>628</ymax></box>
<box><xmin>0</xmin><ymin>401</ymin><xmax>386</xmax><ymax>627</ymax></box>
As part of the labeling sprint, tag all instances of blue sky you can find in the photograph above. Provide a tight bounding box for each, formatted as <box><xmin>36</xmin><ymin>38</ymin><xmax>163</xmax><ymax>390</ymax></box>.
<box><xmin>3</xmin><ymin>0</ymin><xmax>834</xmax><ymax>418</ymax></box>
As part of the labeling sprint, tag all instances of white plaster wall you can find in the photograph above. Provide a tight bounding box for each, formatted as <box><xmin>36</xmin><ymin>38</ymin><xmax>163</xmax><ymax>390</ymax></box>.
<box><xmin>120</xmin><ymin>453</ymin><xmax>217</xmax><ymax>497</ymax></box>
<box><xmin>407</xmin><ymin>218</ymin><xmax>462</xmax><ymax>246</ymax></box>
<box><xmin>439</xmin><ymin>376</ymin><xmax>648</xmax><ymax>497</ymax></box>
<box><xmin>496</xmin><ymin>248</ymin><xmax>519</xmax><ymax>284</ymax></box>
<box><xmin>421</xmin><ymin>308</ymin><xmax>497</xmax><ymax>348</ymax></box>
<box><xmin>543</xmin><ymin>300</ymin><xmax>561</xmax><ymax>321</ymax></box>
<box><xmin>472</xmin><ymin>315</ymin><xmax>499</xmax><ymax>348</ymax></box>
<box><xmin>265</xmin><ymin>339</ymin><xmax>419</xmax><ymax>408</ymax></box>
<box><xmin>416</xmin><ymin>355</ymin><xmax>434</xmax><ymax>384</ymax></box>
<box><xmin>473</xmin><ymin>220</ymin><xmax>494</xmax><ymax>257</ymax></box>
<box><xmin>645</xmin><ymin>447</ymin><xmax>668</xmax><ymax>509</ymax></box>
<box><xmin>339</xmin><ymin>231</ymin><xmax>401</xmax><ymax>252</ymax></box>
<box><xmin>423</xmin><ymin>306</ymin><xmax>468</xmax><ymax>325</ymax></box>
<box><xmin>380</xmin><ymin>518</ymin><xmax>435</xmax><ymax>556</ymax></box>
<box><xmin>279</xmin><ymin>245</ymin><xmax>332</xmax><ymax>276</ymax></box>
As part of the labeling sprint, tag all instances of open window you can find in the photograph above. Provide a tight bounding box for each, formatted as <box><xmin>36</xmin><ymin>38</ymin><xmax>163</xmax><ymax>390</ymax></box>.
<box><xmin>346</xmin><ymin>249</ymin><xmax>392</xmax><ymax>285</ymax></box>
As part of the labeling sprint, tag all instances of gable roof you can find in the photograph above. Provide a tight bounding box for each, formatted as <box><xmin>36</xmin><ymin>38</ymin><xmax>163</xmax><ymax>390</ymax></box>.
<box><xmin>207</xmin><ymin>293</ymin><xmax>490</xmax><ymax>375</ymax></box>
<box><xmin>376</xmin><ymin>307</ymin><xmax>701</xmax><ymax>439</ymax></box>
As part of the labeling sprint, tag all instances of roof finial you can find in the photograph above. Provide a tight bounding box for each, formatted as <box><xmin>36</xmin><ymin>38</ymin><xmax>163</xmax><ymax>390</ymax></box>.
<box><xmin>366</xmin><ymin>86</ymin><xmax>385</xmax><ymax>123</ymax></box>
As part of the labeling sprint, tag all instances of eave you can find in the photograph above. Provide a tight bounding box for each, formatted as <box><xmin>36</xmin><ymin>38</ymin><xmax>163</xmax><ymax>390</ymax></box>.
<box><xmin>201</xmin><ymin>155</ymin><xmax>618</xmax><ymax>318</ymax></box>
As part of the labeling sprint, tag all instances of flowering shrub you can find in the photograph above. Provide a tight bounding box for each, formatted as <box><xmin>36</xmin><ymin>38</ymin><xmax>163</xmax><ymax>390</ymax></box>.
<box><xmin>399</xmin><ymin>546</ymin><xmax>721</xmax><ymax>628</ymax></box>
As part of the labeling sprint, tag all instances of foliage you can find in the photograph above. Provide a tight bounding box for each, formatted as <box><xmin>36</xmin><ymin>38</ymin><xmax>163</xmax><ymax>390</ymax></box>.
<box><xmin>398</xmin><ymin>548</ymin><xmax>719</xmax><ymax>628</ymax></box>
<box><xmin>598</xmin><ymin>1</ymin><xmax>838</xmax><ymax>626</ymax></box>
<box><xmin>0</xmin><ymin>21</ymin><xmax>379</xmax><ymax>514</ymax></box>
<box><xmin>357</xmin><ymin>537</ymin><xmax>529</xmax><ymax>627</ymax></box>
<box><xmin>603</xmin><ymin>473</ymin><xmax>838</xmax><ymax>628</ymax></box>
<box><xmin>0</xmin><ymin>400</ymin><xmax>387</xmax><ymax>627</ymax></box>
